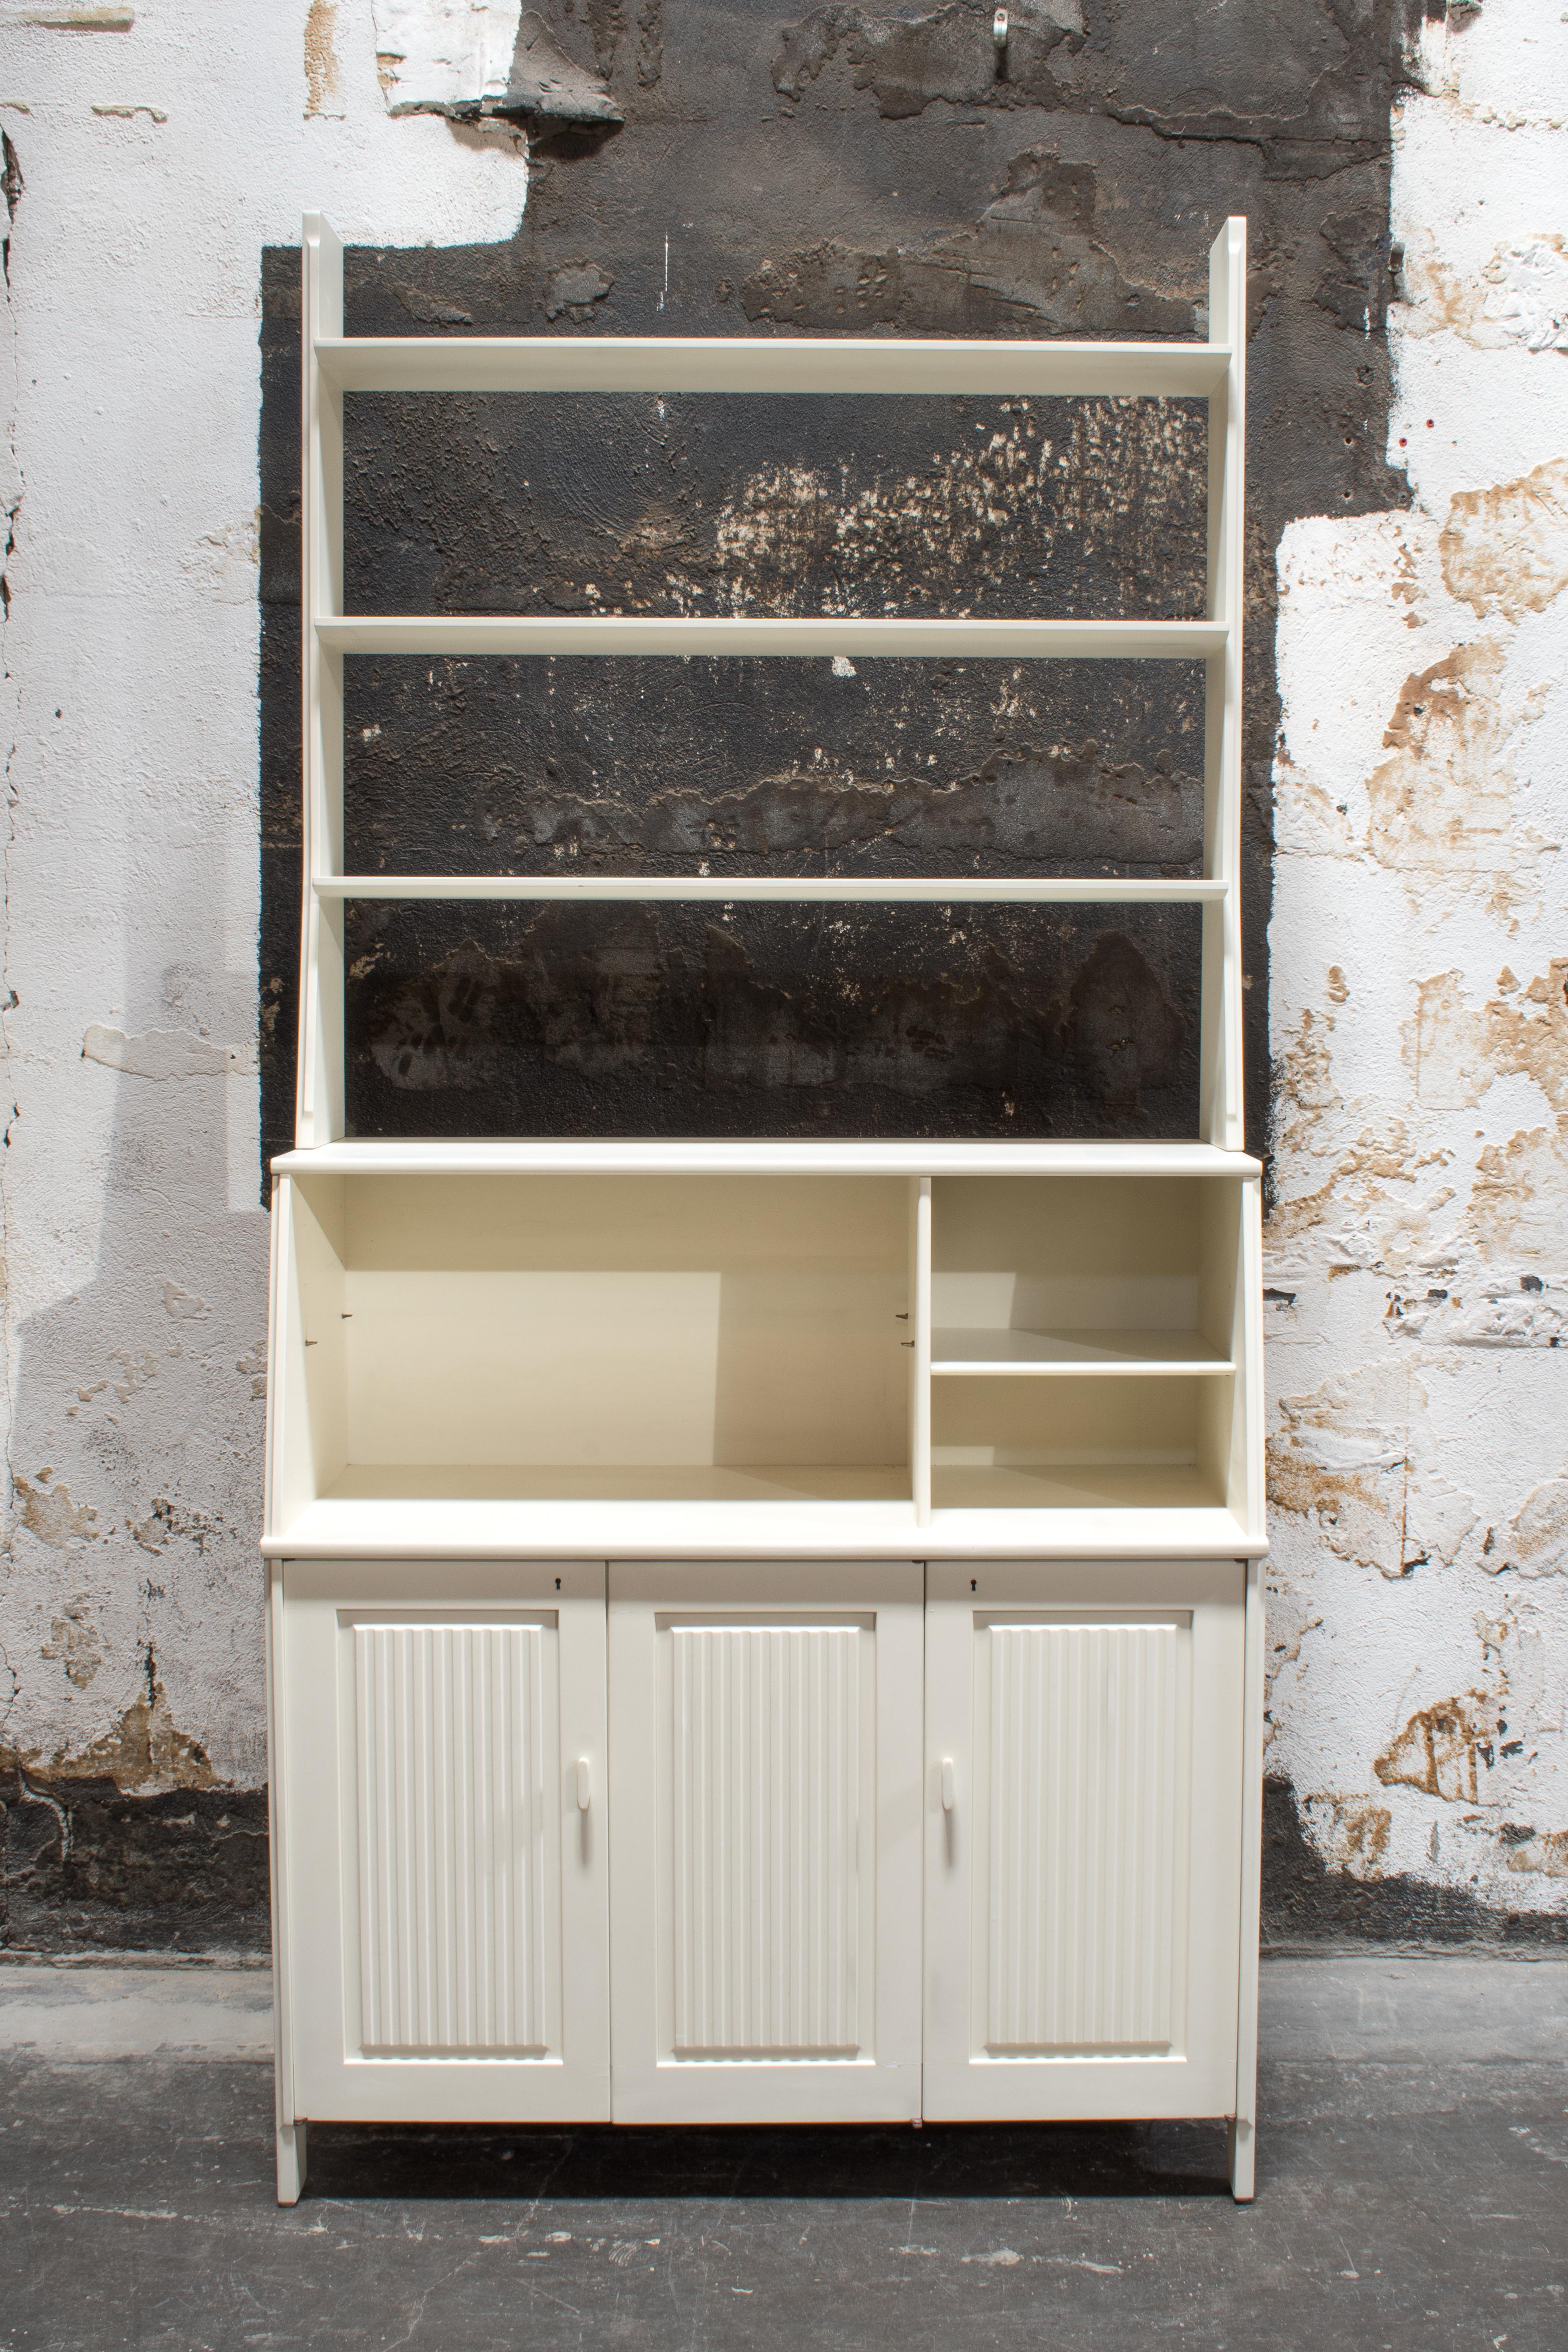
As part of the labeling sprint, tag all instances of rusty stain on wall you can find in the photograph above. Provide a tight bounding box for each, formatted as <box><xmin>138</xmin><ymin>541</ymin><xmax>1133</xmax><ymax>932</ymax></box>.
<box><xmin>1376</xmin><ymin>1695</ymin><xmax>1498</xmax><ymax>1803</ymax></box>
<box><xmin>1302</xmin><ymin>1794</ymin><xmax>1392</xmax><ymax>1877</ymax></box>
<box><xmin>1440</xmin><ymin>456</ymin><xmax>1568</xmax><ymax>622</ymax></box>
<box><xmin>14</xmin><ymin>1472</ymin><xmax>97</xmax><ymax>1548</ymax></box>
<box><xmin>41</xmin><ymin>1600</ymin><xmax>102</xmax><ymax>1690</ymax></box>
<box><xmin>304</xmin><ymin>0</ymin><xmax>343</xmax><ymax>120</ymax></box>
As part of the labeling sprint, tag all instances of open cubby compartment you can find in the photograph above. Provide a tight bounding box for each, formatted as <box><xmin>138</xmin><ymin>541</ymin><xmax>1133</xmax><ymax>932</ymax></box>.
<box><xmin>269</xmin><ymin>1169</ymin><xmax>913</xmax><ymax>1526</ymax></box>
<box><xmin>927</xmin><ymin>1173</ymin><xmax>1255</xmax><ymax>1518</ymax></box>
<box><xmin>930</xmin><ymin>1371</ymin><xmax>1234</xmax><ymax>1510</ymax></box>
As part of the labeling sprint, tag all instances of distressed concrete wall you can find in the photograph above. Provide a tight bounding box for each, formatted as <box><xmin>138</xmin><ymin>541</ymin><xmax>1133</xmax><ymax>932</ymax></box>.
<box><xmin>2</xmin><ymin>0</ymin><xmax>1562</xmax><ymax>1950</ymax></box>
<box><xmin>1264</xmin><ymin>1</ymin><xmax>1568</xmax><ymax>1940</ymax></box>
<box><xmin>0</xmin><ymin>0</ymin><xmax>526</xmax><ymax>1946</ymax></box>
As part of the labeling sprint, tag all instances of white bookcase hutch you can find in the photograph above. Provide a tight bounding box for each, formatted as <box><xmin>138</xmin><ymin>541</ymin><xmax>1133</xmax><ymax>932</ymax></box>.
<box><xmin>264</xmin><ymin>213</ymin><xmax>1266</xmax><ymax>2203</ymax></box>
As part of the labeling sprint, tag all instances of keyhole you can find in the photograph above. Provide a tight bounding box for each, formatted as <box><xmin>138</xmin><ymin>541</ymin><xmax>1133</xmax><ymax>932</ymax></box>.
<box><xmin>555</xmin><ymin>1577</ymin><xmax>561</xmax><ymax>1590</ymax></box>
<box><xmin>971</xmin><ymin>1579</ymin><xmax>977</xmax><ymax>1592</ymax></box>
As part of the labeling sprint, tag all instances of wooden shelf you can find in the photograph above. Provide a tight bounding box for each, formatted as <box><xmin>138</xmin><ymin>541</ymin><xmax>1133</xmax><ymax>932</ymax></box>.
<box><xmin>314</xmin><ymin>333</ymin><xmax>1232</xmax><ymax>399</ymax></box>
<box><xmin>272</xmin><ymin>1139</ymin><xmax>1262</xmax><ymax>1179</ymax></box>
<box><xmin>929</xmin><ymin>1460</ymin><xmax>1227</xmax><ymax>1511</ymax></box>
<box><xmin>263</xmin><ymin>1485</ymin><xmax>1261</xmax><ymax>1561</ymax></box>
<box><xmin>321</xmin><ymin>1462</ymin><xmax>910</xmax><ymax>1505</ymax></box>
<box><xmin>316</xmin><ymin>615</ymin><xmax>1227</xmax><ymax>661</ymax></box>
<box><xmin>932</xmin><ymin>1327</ymin><xmax>1233</xmax><ymax>1375</ymax></box>
<box><xmin>314</xmin><ymin>873</ymin><xmax>1224</xmax><ymax>905</ymax></box>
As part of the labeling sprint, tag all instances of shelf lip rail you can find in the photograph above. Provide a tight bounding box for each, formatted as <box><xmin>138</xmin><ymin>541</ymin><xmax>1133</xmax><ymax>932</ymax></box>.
<box><xmin>313</xmin><ymin>874</ymin><xmax>1225</xmax><ymax>905</ymax></box>
<box><xmin>314</xmin><ymin>334</ymin><xmax>1232</xmax><ymax>399</ymax></box>
<box><xmin>315</xmin><ymin>616</ymin><xmax>1225</xmax><ymax>660</ymax></box>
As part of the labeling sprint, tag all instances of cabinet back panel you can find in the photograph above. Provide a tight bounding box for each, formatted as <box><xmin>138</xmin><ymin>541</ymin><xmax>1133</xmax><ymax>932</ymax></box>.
<box><xmin>932</xmin><ymin>1374</ymin><xmax>1201</xmax><ymax>1466</ymax></box>
<box><xmin>343</xmin><ymin>1174</ymin><xmax>907</xmax><ymax>1273</ymax></box>
<box><xmin>932</xmin><ymin>1177</ymin><xmax>1203</xmax><ymax>1333</ymax></box>
<box><xmin>329</xmin><ymin>1174</ymin><xmax>907</xmax><ymax>1468</ymax></box>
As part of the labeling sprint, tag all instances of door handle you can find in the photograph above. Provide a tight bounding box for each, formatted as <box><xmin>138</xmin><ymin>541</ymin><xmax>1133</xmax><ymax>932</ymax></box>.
<box><xmin>576</xmin><ymin>1757</ymin><xmax>591</xmax><ymax>1811</ymax></box>
<box><xmin>941</xmin><ymin>1757</ymin><xmax>955</xmax><ymax>1812</ymax></box>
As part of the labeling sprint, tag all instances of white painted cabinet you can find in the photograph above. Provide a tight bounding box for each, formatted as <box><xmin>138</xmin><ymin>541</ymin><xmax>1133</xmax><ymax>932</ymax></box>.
<box><xmin>606</xmin><ymin>1564</ymin><xmax>923</xmax><ymax>2123</ymax></box>
<box><xmin>278</xmin><ymin>1563</ymin><xmax>610</xmax><ymax>2128</ymax></box>
<box><xmin>266</xmin><ymin>211</ymin><xmax>1266</xmax><ymax>2204</ymax></box>
<box><xmin>922</xmin><ymin>1561</ymin><xmax>1246</xmax><ymax>2123</ymax></box>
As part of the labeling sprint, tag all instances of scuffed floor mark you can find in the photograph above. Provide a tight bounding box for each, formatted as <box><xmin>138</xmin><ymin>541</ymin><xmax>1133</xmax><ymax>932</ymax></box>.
<box><xmin>13</xmin><ymin>1472</ymin><xmax>97</xmax><ymax>1548</ymax></box>
<box><xmin>1440</xmin><ymin>457</ymin><xmax>1568</xmax><ymax>622</ymax></box>
<box><xmin>774</xmin><ymin>0</ymin><xmax>1083</xmax><ymax>121</ymax></box>
<box><xmin>82</xmin><ymin>1024</ymin><xmax>253</xmax><ymax>1079</ymax></box>
<box><xmin>1267</xmin><ymin>1361</ymin><xmax>1477</xmax><ymax>1578</ymax></box>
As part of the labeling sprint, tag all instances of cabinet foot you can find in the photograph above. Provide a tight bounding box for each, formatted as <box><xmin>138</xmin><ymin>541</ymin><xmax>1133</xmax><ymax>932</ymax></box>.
<box><xmin>277</xmin><ymin>2119</ymin><xmax>309</xmax><ymax>2206</ymax></box>
<box><xmin>1227</xmin><ymin>2116</ymin><xmax>1254</xmax><ymax>2202</ymax></box>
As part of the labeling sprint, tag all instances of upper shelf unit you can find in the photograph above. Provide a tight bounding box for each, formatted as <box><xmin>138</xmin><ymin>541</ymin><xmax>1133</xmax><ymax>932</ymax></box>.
<box><xmin>296</xmin><ymin>213</ymin><xmax>1246</xmax><ymax>1154</ymax></box>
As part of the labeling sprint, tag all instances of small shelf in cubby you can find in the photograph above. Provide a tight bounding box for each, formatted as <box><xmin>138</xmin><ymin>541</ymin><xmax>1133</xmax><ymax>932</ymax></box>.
<box><xmin>932</xmin><ymin>1327</ymin><xmax>1233</xmax><ymax>1374</ymax></box>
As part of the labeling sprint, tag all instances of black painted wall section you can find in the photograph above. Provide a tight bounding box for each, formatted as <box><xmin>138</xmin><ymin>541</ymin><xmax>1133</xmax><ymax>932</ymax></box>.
<box><xmin>15</xmin><ymin>0</ymin><xmax>1552</xmax><ymax>1956</ymax></box>
<box><xmin>258</xmin><ymin>0</ymin><xmax>1428</xmax><ymax>1170</ymax></box>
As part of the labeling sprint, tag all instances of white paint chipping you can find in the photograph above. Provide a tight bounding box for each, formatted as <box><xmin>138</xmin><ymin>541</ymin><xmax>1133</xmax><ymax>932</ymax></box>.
<box><xmin>82</xmin><ymin>1026</ymin><xmax>253</xmax><ymax>1080</ymax></box>
<box><xmin>370</xmin><ymin>0</ymin><xmax>523</xmax><ymax>116</ymax></box>
<box><xmin>1267</xmin><ymin>0</ymin><xmax>1568</xmax><ymax>1917</ymax></box>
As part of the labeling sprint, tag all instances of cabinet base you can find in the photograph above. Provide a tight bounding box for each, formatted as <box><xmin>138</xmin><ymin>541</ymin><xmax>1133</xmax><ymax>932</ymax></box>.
<box><xmin>277</xmin><ymin>2120</ymin><xmax>308</xmax><ymax>2206</ymax></box>
<box><xmin>1227</xmin><ymin>2115</ymin><xmax>1255</xmax><ymax>2202</ymax></box>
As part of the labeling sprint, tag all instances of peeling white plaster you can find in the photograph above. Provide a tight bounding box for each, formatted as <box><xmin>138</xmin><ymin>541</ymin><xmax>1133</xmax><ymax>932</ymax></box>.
<box><xmin>371</xmin><ymin>0</ymin><xmax>523</xmax><ymax>114</ymax></box>
<box><xmin>82</xmin><ymin>1025</ymin><xmax>254</xmax><ymax>1080</ymax></box>
<box><xmin>0</xmin><ymin>0</ymin><xmax>527</xmax><ymax>1786</ymax></box>
<box><xmin>1268</xmin><ymin>0</ymin><xmax>1568</xmax><ymax>1916</ymax></box>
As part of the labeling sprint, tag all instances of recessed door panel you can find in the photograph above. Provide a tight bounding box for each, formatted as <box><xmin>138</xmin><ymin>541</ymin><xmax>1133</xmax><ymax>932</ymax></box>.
<box><xmin>924</xmin><ymin>1559</ymin><xmax>1243</xmax><ymax>2122</ymax></box>
<box><xmin>983</xmin><ymin>1620</ymin><xmax>1183</xmax><ymax>2057</ymax></box>
<box><xmin>610</xmin><ymin>1563</ymin><xmax>922</xmax><ymax>2123</ymax></box>
<box><xmin>284</xmin><ymin>1562</ymin><xmax>610</xmax><ymax>2122</ymax></box>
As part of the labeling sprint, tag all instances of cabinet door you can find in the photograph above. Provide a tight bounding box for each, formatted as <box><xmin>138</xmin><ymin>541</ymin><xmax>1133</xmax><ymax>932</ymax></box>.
<box><xmin>608</xmin><ymin>1563</ymin><xmax>923</xmax><ymax>2123</ymax></box>
<box><xmin>283</xmin><ymin>1562</ymin><xmax>610</xmax><ymax>2122</ymax></box>
<box><xmin>923</xmin><ymin>1560</ymin><xmax>1245</xmax><ymax>2122</ymax></box>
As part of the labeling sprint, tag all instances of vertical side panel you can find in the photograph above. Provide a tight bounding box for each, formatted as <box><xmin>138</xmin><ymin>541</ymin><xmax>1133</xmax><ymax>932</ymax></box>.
<box><xmin>354</xmin><ymin>1622</ymin><xmax>553</xmax><ymax>2056</ymax></box>
<box><xmin>1201</xmin><ymin>217</ymin><xmax>1247</xmax><ymax>1151</ymax></box>
<box><xmin>1231</xmin><ymin>1556</ymin><xmax>1266</xmax><ymax>2199</ymax></box>
<box><xmin>670</xmin><ymin>1625</ymin><xmax>861</xmax><ymax>2057</ymax></box>
<box><xmin>297</xmin><ymin>214</ymin><xmax>345</xmax><ymax>1146</ymax></box>
<box><xmin>983</xmin><ymin>1623</ymin><xmax>1180</xmax><ymax>2054</ymax></box>
<box><xmin>911</xmin><ymin>1177</ymin><xmax>932</xmax><ymax>1525</ymax></box>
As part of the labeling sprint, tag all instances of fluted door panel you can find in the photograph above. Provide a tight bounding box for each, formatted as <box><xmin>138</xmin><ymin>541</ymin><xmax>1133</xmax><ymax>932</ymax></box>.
<box><xmin>354</xmin><ymin>1621</ymin><xmax>554</xmax><ymax>2057</ymax></box>
<box><xmin>984</xmin><ymin>1622</ymin><xmax>1179</xmax><ymax>2054</ymax></box>
<box><xmin>670</xmin><ymin>1625</ymin><xmax>861</xmax><ymax>2057</ymax></box>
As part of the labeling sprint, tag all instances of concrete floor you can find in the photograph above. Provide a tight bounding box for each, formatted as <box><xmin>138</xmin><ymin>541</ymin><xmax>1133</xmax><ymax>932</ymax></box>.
<box><xmin>0</xmin><ymin>1956</ymin><xmax>1562</xmax><ymax>2352</ymax></box>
